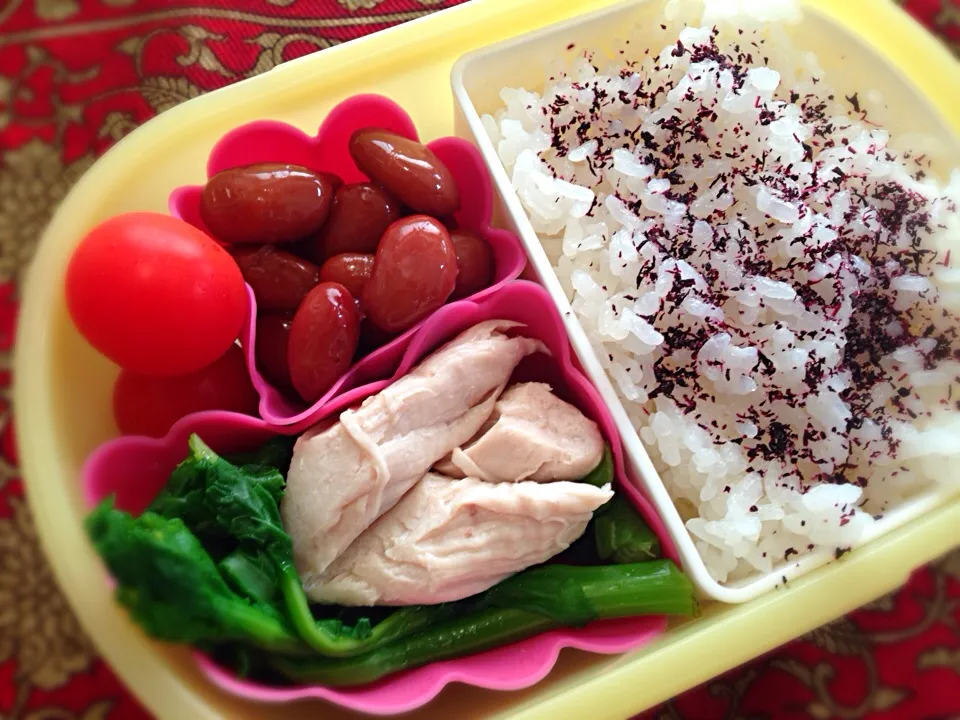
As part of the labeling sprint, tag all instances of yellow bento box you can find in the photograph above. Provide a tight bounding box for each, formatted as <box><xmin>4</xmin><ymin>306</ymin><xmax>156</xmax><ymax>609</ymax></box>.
<box><xmin>14</xmin><ymin>0</ymin><xmax>960</xmax><ymax>718</ymax></box>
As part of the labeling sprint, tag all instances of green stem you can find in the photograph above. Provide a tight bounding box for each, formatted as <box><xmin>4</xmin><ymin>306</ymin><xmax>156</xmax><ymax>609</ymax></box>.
<box><xmin>578</xmin><ymin>561</ymin><xmax>695</xmax><ymax>616</ymax></box>
<box><xmin>210</xmin><ymin>596</ymin><xmax>303</xmax><ymax>654</ymax></box>
<box><xmin>362</xmin><ymin>604</ymin><xmax>459</xmax><ymax>646</ymax></box>
<box><xmin>273</xmin><ymin>561</ymin><xmax>696</xmax><ymax>686</ymax></box>
<box><xmin>280</xmin><ymin>569</ymin><xmax>449</xmax><ymax>657</ymax></box>
<box><xmin>273</xmin><ymin>608</ymin><xmax>552</xmax><ymax>686</ymax></box>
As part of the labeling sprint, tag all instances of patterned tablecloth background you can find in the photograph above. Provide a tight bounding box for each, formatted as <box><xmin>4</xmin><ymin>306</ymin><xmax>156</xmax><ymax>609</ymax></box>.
<box><xmin>0</xmin><ymin>1</ymin><xmax>958</xmax><ymax>718</ymax></box>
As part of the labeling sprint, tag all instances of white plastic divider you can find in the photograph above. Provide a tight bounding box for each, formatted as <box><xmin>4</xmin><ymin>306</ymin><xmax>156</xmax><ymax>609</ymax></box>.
<box><xmin>451</xmin><ymin>0</ymin><xmax>960</xmax><ymax>603</ymax></box>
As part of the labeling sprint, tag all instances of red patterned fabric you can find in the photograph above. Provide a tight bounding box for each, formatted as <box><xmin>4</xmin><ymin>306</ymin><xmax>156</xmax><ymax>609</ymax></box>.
<box><xmin>0</xmin><ymin>1</ymin><xmax>957</xmax><ymax>718</ymax></box>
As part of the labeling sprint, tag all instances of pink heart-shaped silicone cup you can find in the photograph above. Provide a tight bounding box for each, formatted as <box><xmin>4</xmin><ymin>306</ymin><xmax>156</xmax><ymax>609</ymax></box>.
<box><xmin>82</xmin><ymin>280</ymin><xmax>678</xmax><ymax>714</ymax></box>
<box><xmin>169</xmin><ymin>94</ymin><xmax>527</xmax><ymax>427</ymax></box>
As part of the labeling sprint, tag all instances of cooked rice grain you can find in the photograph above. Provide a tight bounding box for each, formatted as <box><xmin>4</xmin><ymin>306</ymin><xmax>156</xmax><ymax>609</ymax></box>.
<box><xmin>485</xmin><ymin>0</ymin><xmax>960</xmax><ymax>582</ymax></box>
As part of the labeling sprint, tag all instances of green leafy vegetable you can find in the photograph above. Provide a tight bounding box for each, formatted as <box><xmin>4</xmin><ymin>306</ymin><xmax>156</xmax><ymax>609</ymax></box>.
<box><xmin>182</xmin><ymin>436</ymin><xmax>428</xmax><ymax>656</ymax></box>
<box><xmin>594</xmin><ymin>495</ymin><xmax>661</xmax><ymax>563</ymax></box>
<box><xmin>190</xmin><ymin>436</ymin><xmax>290</xmax><ymax>561</ymax></box>
<box><xmin>87</xmin><ymin>434</ymin><xmax>699</xmax><ymax>686</ymax></box>
<box><xmin>477</xmin><ymin>565</ymin><xmax>597</xmax><ymax>625</ymax></box>
<box><xmin>86</xmin><ymin>499</ymin><xmax>300</xmax><ymax>653</ymax></box>
<box><xmin>146</xmin><ymin>452</ymin><xmax>214</xmax><ymax>537</ymax></box>
<box><xmin>219</xmin><ymin>549</ymin><xmax>281</xmax><ymax>611</ymax></box>
<box><xmin>580</xmin><ymin>444</ymin><xmax>614</xmax><ymax>487</ymax></box>
<box><xmin>132</xmin><ymin>435</ymin><xmax>448</xmax><ymax>657</ymax></box>
<box><xmin>148</xmin><ymin>435</ymin><xmax>286</xmax><ymax>537</ymax></box>
<box><xmin>90</xmin><ymin>495</ymin><xmax>441</xmax><ymax>658</ymax></box>
<box><xmin>224</xmin><ymin>436</ymin><xmax>296</xmax><ymax>475</ymax></box>
<box><xmin>271</xmin><ymin>561</ymin><xmax>697</xmax><ymax>686</ymax></box>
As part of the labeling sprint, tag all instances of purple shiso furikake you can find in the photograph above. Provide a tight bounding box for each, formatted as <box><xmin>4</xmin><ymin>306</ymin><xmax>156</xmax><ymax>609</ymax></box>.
<box><xmin>487</xmin><ymin>13</ymin><xmax>960</xmax><ymax>581</ymax></box>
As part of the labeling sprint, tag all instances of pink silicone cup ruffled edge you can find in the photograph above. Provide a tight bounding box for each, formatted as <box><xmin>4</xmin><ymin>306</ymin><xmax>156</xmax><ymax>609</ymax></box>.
<box><xmin>81</xmin><ymin>280</ymin><xmax>678</xmax><ymax>715</ymax></box>
<box><xmin>168</xmin><ymin>94</ymin><xmax>527</xmax><ymax>426</ymax></box>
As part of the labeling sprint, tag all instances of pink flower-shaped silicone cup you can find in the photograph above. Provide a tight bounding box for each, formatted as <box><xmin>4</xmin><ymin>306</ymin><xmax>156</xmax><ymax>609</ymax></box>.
<box><xmin>82</xmin><ymin>280</ymin><xmax>678</xmax><ymax>715</ymax></box>
<box><xmin>169</xmin><ymin>94</ymin><xmax>527</xmax><ymax>426</ymax></box>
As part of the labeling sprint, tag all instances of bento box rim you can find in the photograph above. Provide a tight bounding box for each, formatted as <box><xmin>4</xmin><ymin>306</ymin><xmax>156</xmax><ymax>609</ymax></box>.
<box><xmin>13</xmin><ymin>0</ymin><xmax>960</xmax><ymax>717</ymax></box>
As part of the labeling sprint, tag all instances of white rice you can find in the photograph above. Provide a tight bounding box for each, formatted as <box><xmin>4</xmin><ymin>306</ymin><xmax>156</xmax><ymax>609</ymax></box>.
<box><xmin>484</xmin><ymin>0</ymin><xmax>960</xmax><ymax>582</ymax></box>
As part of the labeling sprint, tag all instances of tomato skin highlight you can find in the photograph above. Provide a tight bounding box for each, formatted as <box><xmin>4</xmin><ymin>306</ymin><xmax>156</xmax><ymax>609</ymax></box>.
<box><xmin>113</xmin><ymin>344</ymin><xmax>258</xmax><ymax>438</ymax></box>
<box><xmin>65</xmin><ymin>212</ymin><xmax>247</xmax><ymax>376</ymax></box>
<box><xmin>288</xmin><ymin>282</ymin><xmax>361</xmax><ymax>404</ymax></box>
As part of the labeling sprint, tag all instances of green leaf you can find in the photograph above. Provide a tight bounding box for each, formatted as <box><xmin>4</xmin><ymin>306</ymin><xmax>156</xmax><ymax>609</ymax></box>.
<box><xmin>219</xmin><ymin>549</ymin><xmax>281</xmax><ymax>610</ymax></box>
<box><xmin>180</xmin><ymin>436</ymin><xmax>396</xmax><ymax>656</ymax></box>
<box><xmin>86</xmin><ymin>499</ymin><xmax>300</xmax><ymax>652</ymax></box>
<box><xmin>147</xmin><ymin>448</ymin><xmax>212</xmax><ymax>531</ymax></box>
<box><xmin>580</xmin><ymin>445</ymin><xmax>614</xmax><ymax>487</ymax></box>
<box><xmin>225</xmin><ymin>436</ymin><xmax>296</xmax><ymax>477</ymax></box>
<box><xmin>594</xmin><ymin>495</ymin><xmax>660</xmax><ymax>563</ymax></box>
<box><xmin>593</xmin><ymin>495</ymin><xmax>660</xmax><ymax>565</ymax></box>
<box><xmin>149</xmin><ymin>436</ymin><xmax>288</xmax><ymax>530</ymax></box>
<box><xmin>192</xmin><ymin>435</ymin><xmax>291</xmax><ymax>565</ymax></box>
<box><xmin>239</xmin><ymin>464</ymin><xmax>286</xmax><ymax>507</ymax></box>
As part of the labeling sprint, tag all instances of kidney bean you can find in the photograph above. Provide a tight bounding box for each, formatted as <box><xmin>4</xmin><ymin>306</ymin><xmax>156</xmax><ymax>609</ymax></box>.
<box><xmin>362</xmin><ymin>216</ymin><xmax>458</xmax><ymax>334</ymax></box>
<box><xmin>349</xmin><ymin>129</ymin><xmax>460</xmax><ymax>217</ymax></box>
<box><xmin>255</xmin><ymin>315</ymin><xmax>294</xmax><ymax>391</ymax></box>
<box><xmin>450</xmin><ymin>231</ymin><xmax>494</xmax><ymax>299</ymax></box>
<box><xmin>320</xmin><ymin>253</ymin><xmax>374</xmax><ymax>299</ymax></box>
<box><xmin>358</xmin><ymin>320</ymin><xmax>397</xmax><ymax>356</ymax></box>
<box><xmin>438</xmin><ymin>215</ymin><xmax>459</xmax><ymax>233</ymax></box>
<box><xmin>318</xmin><ymin>171</ymin><xmax>344</xmax><ymax>193</ymax></box>
<box><xmin>288</xmin><ymin>282</ymin><xmax>360</xmax><ymax>404</ymax></box>
<box><xmin>232</xmin><ymin>246</ymin><xmax>320</xmax><ymax>313</ymax></box>
<box><xmin>318</xmin><ymin>183</ymin><xmax>402</xmax><ymax>259</ymax></box>
<box><xmin>200</xmin><ymin>163</ymin><xmax>334</xmax><ymax>244</ymax></box>
<box><xmin>282</xmin><ymin>237</ymin><xmax>318</xmax><ymax>262</ymax></box>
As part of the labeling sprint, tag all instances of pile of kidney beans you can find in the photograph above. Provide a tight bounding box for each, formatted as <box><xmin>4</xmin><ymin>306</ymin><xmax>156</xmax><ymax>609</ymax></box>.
<box><xmin>199</xmin><ymin>128</ymin><xmax>494</xmax><ymax>405</ymax></box>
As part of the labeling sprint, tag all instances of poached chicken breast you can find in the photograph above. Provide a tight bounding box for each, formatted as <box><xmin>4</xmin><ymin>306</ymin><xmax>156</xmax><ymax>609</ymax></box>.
<box><xmin>282</xmin><ymin>320</ymin><xmax>545</xmax><ymax>599</ymax></box>
<box><xmin>308</xmin><ymin>473</ymin><xmax>614</xmax><ymax>606</ymax></box>
<box><xmin>435</xmin><ymin>382</ymin><xmax>604</xmax><ymax>483</ymax></box>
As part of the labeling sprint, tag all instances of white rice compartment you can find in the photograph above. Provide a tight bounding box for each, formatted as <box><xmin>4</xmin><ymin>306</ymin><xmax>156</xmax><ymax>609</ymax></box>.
<box><xmin>482</xmin><ymin>0</ymin><xmax>960</xmax><ymax>585</ymax></box>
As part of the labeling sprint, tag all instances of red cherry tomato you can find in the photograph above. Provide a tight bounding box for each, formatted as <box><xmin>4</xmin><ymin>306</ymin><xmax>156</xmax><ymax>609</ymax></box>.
<box><xmin>361</xmin><ymin>215</ymin><xmax>458</xmax><ymax>334</ymax></box>
<box><xmin>288</xmin><ymin>282</ymin><xmax>361</xmax><ymax>404</ymax></box>
<box><xmin>66</xmin><ymin>212</ymin><xmax>247</xmax><ymax>376</ymax></box>
<box><xmin>113</xmin><ymin>344</ymin><xmax>258</xmax><ymax>438</ymax></box>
